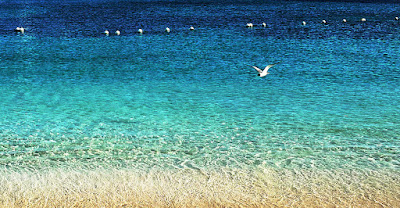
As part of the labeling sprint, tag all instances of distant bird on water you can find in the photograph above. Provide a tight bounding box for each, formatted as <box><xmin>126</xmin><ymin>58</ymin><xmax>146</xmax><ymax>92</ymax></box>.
<box><xmin>14</xmin><ymin>27</ymin><xmax>25</xmax><ymax>33</ymax></box>
<box><xmin>251</xmin><ymin>63</ymin><xmax>280</xmax><ymax>77</ymax></box>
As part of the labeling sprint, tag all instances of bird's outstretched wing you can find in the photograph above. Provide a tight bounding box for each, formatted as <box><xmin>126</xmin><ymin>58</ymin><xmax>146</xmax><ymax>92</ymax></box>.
<box><xmin>252</xmin><ymin>66</ymin><xmax>263</xmax><ymax>73</ymax></box>
<box><xmin>263</xmin><ymin>62</ymin><xmax>280</xmax><ymax>73</ymax></box>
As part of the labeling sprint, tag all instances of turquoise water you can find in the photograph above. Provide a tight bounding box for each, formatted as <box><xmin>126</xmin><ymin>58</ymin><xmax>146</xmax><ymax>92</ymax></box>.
<box><xmin>0</xmin><ymin>0</ymin><xmax>399</xmax><ymax>171</ymax></box>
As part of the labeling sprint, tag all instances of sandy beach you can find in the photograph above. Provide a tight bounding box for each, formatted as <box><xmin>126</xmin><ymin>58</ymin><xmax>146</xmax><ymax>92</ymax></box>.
<box><xmin>1</xmin><ymin>167</ymin><xmax>399</xmax><ymax>207</ymax></box>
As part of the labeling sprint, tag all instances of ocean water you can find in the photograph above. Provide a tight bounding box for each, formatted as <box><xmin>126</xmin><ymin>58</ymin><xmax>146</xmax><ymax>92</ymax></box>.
<box><xmin>0</xmin><ymin>0</ymin><xmax>399</xmax><ymax>173</ymax></box>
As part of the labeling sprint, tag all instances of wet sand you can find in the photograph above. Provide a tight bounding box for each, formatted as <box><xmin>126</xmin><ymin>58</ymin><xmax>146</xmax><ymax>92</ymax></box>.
<box><xmin>1</xmin><ymin>167</ymin><xmax>398</xmax><ymax>207</ymax></box>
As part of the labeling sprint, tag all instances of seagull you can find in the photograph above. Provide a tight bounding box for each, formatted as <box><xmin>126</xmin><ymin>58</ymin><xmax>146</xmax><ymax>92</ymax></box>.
<box><xmin>246</xmin><ymin>23</ymin><xmax>254</xmax><ymax>28</ymax></box>
<box><xmin>14</xmin><ymin>27</ymin><xmax>25</xmax><ymax>33</ymax></box>
<box><xmin>251</xmin><ymin>63</ymin><xmax>279</xmax><ymax>77</ymax></box>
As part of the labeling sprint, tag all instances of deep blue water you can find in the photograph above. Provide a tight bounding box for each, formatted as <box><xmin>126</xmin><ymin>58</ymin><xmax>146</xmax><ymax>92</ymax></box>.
<box><xmin>0</xmin><ymin>0</ymin><xmax>399</xmax><ymax>171</ymax></box>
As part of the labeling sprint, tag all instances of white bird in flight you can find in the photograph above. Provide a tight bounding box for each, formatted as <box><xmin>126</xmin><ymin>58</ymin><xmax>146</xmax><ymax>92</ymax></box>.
<box><xmin>252</xmin><ymin>63</ymin><xmax>279</xmax><ymax>77</ymax></box>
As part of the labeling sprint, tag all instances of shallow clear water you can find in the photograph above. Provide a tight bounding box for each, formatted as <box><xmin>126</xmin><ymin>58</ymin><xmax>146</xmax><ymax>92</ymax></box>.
<box><xmin>0</xmin><ymin>0</ymin><xmax>399</xmax><ymax>171</ymax></box>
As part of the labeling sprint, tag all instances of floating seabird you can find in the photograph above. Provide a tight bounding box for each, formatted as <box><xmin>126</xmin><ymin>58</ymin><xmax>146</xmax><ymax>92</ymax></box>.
<box><xmin>115</xmin><ymin>30</ymin><xmax>120</xmax><ymax>35</ymax></box>
<box><xmin>189</xmin><ymin>26</ymin><xmax>195</xmax><ymax>30</ymax></box>
<box><xmin>251</xmin><ymin>63</ymin><xmax>280</xmax><ymax>77</ymax></box>
<box><xmin>104</xmin><ymin>30</ymin><xmax>110</xmax><ymax>36</ymax></box>
<box><xmin>342</xmin><ymin>19</ymin><xmax>347</xmax><ymax>23</ymax></box>
<box><xmin>138</xmin><ymin>29</ymin><xmax>143</xmax><ymax>34</ymax></box>
<box><xmin>165</xmin><ymin>27</ymin><xmax>170</xmax><ymax>33</ymax></box>
<box><xmin>395</xmin><ymin>17</ymin><xmax>399</xmax><ymax>21</ymax></box>
<box><xmin>361</xmin><ymin>18</ymin><xmax>367</xmax><ymax>22</ymax></box>
<box><xmin>262</xmin><ymin>22</ymin><xmax>267</xmax><ymax>27</ymax></box>
<box><xmin>14</xmin><ymin>27</ymin><xmax>25</xmax><ymax>33</ymax></box>
<box><xmin>322</xmin><ymin>19</ymin><xmax>327</xmax><ymax>24</ymax></box>
<box><xmin>302</xmin><ymin>21</ymin><xmax>306</xmax><ymax>26</ymax></box>
<box><xmin>246</xmin><ymin>23</ymin><xmax>254</xmax><ymax>28</ymax></box>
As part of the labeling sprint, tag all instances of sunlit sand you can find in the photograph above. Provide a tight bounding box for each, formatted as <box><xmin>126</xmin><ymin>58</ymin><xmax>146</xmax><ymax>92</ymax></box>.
<box><xmin>0</xmin><ymin>167</ymin><xmax>398</xmax><ymax>207</ymax></box>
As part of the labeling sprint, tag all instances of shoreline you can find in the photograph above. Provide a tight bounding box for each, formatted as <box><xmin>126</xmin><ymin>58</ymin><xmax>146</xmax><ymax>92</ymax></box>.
<box><xmin>0</xmin><ymin>167</ymin><xmax>398</xmax><ymax>207</ymax></box>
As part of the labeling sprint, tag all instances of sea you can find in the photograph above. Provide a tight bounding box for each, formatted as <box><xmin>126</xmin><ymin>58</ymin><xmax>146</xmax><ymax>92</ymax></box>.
<box><xmin>0</xmin><ymin>0</ymin><xmax>399</xmax><ymax>182</ymax></box>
